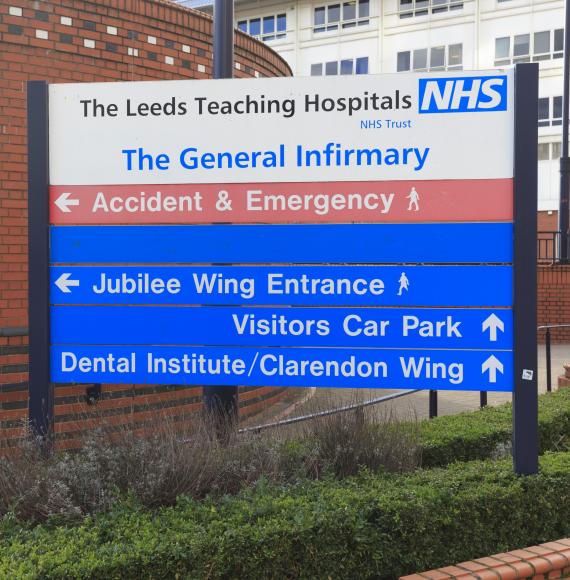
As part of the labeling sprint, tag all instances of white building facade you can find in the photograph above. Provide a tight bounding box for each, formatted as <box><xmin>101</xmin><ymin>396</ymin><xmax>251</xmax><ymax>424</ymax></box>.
<box><xmin>181</xmin><ymin>0</ymin><xmax>565</xmax><ymax>214</ymax></box>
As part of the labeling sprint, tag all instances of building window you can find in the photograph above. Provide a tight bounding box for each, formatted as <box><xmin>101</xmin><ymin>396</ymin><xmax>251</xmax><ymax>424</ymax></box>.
<box><xmin>538</xmin><ymin>96</ymin><xmax>563</xmax><ymax>127</ymax></box>
<box><xmin>237</xmin><ymin>13</ymin><xmax>286</xmax><ymax>41</ymax></box>
<box><xmin>397</xmin><ymin>44</ymin><xmax>462</xmax><ymax>72</ymax></box>
<box><xmin>399</xmin><ymin>0</ymin><xmax>463</xmax><ymax>18</ymax></box>
<box><xmin>326</xmin><ymin>61</ymin><xmax>339</xmax><ymax>75</ymax></box>
<box><xmin>538</xmin><ymin>141</ymin><xmax>562</xmax><ymax>161</ymax></box>
<box><xmin>311</xmin><ymin>57</ymin><xmax>369</xmax><ymax>75</ymax></box>
<box><xmin>355</xmin><ymin>56</ymin><xmax>368</xmax><ymax>74</ymax></box>
<box><xmin>311</xmin><ymin>63</ymin><xmax>323</xmax><ymax>76</ymax></box>
<box><xmin>314</xmin><ymin>0</ymin><xmax>369</xmax><ymax>33</ymax></box>
<box><xmin>494</xmin><ymin>29</ymin><xmax>564</xmax><ymax>65</ymax></box>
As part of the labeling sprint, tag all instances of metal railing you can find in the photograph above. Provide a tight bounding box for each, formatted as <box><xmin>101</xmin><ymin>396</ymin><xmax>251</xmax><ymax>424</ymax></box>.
<box><xmin>538</xmin><ymin>231</ymin><xmax>570</xmax><ymax>264</ymax></box>
<box><xmin>538</xmin><ymin>324</ymin><xmax>570</xmax><ymax>392</ymax></box>
<box><xmin>238</xmin><ymin>389</ymin><xmax>422</xmax><ymax>434</ymax></box>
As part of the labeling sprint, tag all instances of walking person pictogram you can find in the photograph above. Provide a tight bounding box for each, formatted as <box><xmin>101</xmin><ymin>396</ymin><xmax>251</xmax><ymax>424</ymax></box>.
<box><xmin>406</xmin><ymin>187</ymin><xmax>420</xmax><ymax>211</ymax></box>
<box><xmin>397</xmin><ymin>272</ymin><xmax>409</xmax><ymax>296</ymax></box>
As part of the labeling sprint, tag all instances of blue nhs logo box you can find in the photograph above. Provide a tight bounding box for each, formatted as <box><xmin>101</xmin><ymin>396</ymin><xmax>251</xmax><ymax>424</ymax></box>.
<box><xmin>418</xmin><ymin>75</ymin><xmax>507</xmax><ymax>113</ymax></box>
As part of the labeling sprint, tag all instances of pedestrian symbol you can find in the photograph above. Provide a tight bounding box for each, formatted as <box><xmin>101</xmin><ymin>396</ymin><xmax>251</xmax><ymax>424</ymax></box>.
<box><xmin>407</xmin><ymin>187</ymin><xmax>420</xmax><ymax>211</ymax></box>
<box><xmin>398</xmin><ymin>272</ymin><xmax>409</xmax><ymax>296</ymax></box>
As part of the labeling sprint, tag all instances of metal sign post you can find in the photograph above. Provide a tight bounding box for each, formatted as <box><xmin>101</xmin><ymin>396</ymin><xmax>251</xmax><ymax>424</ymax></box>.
<box><xmin>513</xmin><ymin>63</ymin><xmax>539</xmax><ymax>475</ymax></box>
<box><xmin>27</xmin><ymin>80</ymin><xmax>52</xmax><ymax>450</ymax></box>
<box><xmin>204</xmin><ymin>0</ymin><xmax>239</xmax><ymax>430</ymax></box>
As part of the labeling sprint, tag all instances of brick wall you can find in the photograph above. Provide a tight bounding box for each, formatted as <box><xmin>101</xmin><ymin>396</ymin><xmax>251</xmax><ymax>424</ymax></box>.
<box><xmin>538</xmin><ymin>265</ymin><xmax>570</xmax><ymax>342</ymax></box>
<box><xmin>0</xmin><ymin>0</ymin><xmax>292</xmax><ymax>445</ymax></box>
<box><xmin>535</xmin><ymin>211</ymin><xmax>570</xmax><ymax>343</ymax></box>
<box><xmin>401</xmin><ymin>538</ymin><xmax>570</xmax><ymax>579</ymax></box>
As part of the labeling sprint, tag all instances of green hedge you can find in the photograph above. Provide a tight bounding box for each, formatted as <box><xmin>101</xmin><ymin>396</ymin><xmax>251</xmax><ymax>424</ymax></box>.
<box><xmin>2</xmin><ymin>452</ymin><xmax>570</xmax><ymax>579</ymax></box>
<box><xmin>419</xmin><ymin>388</ymin><xmax>570</xmax><ymax>467</ymax></box>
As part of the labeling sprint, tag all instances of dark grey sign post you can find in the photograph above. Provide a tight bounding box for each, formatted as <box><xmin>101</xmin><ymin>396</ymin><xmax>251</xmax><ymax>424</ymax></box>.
<box><xmin>27</xmin><ymin>80</ymin><xmax>52</xmax><ymax>449</ymax></box>
<box><xmin>203</xmin><ymin>0</ymin><xmax>240</xmax><ymax>427</ymax></box>
<box><xmin>512</xmin><ymin>63</ymin><xmax>539</xmax><ymax>475</ymax></box>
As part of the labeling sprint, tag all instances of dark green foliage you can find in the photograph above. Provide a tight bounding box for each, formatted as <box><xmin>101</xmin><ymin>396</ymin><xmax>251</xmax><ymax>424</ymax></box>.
<box><xmin>419</xmin><ymin>388</ymin><xmax>570</xmax><ymax>466</ymax></box>
<box><xmin>3</xmin><ymin>389</ymin><xmax>570</xmax><ymax>578</ymax></box>
<box><xmin>2</xmin><ymin>453</ymin><xmax>570</xmax><ymax>579</ymax></box>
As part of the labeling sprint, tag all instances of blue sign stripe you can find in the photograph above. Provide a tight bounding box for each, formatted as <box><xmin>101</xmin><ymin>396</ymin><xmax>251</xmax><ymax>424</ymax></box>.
<box><xmin>49</xmin><ymin>265</ymin><xmax>513</xmax><ymax>307</ymax></box>
<box><xmin>51</xmin><ymin>306</ymin><xmax>513</xmax><ymax>349</ymax></box>
<box><xmin>49</xmin><ymin>223</ymin><xmax>513</xmax><ymax>264</ymax></box>
<box><xmin>50</xmin><ymin>346</ymin><xmax>513</xmax><ymax>392</ymax></box>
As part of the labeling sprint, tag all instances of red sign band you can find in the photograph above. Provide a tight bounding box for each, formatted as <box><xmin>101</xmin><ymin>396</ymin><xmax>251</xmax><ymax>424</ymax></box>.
<box><xmin>49</xmin><ymin>179</ymin><xmax>513</xmax><ymax>225</ymax></box>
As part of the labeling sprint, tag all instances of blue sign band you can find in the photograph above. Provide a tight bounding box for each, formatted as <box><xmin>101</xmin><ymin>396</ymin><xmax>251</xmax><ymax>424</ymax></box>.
<box><xmin>51</xmin><ymin>306</ymin><xmax>513</xmax><ymax>349</ymax></box>
<box><xmin>49</xmin><ymin>265</ymin><xmax>513</xmax><ymax>307</ymax></box>
<box><xmin>50</xmin><ymin>346</ymin><xmax>513</xmax><ymax>391</ymax></box>
<box><xmin>49</xmin><ymin>223</ymin><xmax>513</xmax><ymax>264</ymax></box>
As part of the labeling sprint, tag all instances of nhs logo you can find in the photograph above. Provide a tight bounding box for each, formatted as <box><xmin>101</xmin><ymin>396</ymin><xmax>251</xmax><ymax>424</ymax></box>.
<box><xmin>418</xmin><ymin>75</ymin><xmax>507</xmax><ymax>113</ymax></box>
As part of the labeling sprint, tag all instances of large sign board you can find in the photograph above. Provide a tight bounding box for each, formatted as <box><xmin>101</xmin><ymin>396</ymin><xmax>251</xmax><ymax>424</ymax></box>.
<box><xmin>28</xmin><ymin>66</ymin><xmax>538</xmax><ymax>471</ymax></box>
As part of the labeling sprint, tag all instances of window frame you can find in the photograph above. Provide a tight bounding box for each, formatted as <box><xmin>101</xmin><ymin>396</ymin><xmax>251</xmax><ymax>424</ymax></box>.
<box><xmin>538</xmin><ymin>95</ymin><xmax>564</xmax><ymax>127</ymax></box>
<box><xmin>237</xmin><ymin>12</ymin><xmax>287</xmax><ymax>42</ymax></box>
<box><xmin>311</xmin><ymin>56</ymin><xmax>369</xmax><ymax>76</ymax></box>
<box><xmin>494</xmin><ymin>29</ymin><xmax>564</xmax><ymax>65</ymax></box>
<box><xmin>398</xmin><ymin>0</ymin><xmax>463</xmax><ymax>19</ymax></box>
<box><xmin>538</xmin><ymin>141</ymin><xmax>562</xmax><ymax>161</ymax></box>
<box><xmin>313</xmin><ymin>0</ymin><xmax>370</xmax><ymax>33</ymax></box>
<box><xmin>396</xmin><ymin>44</ymin><xmax>463</xmax><ymax>72</ymax></box>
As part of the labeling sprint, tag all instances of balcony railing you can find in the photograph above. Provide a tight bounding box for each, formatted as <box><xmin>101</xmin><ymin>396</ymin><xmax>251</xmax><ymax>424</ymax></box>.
<box><xmin>538</xmin><ymin>230</ymin><xmax>570</xmax><ymax>264</ymax></box>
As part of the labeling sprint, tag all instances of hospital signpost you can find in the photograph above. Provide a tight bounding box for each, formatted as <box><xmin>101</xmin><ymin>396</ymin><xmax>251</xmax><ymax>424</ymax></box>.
<box><xmin>27</xmin><ymin>64</ymin><xmax>538</xmax><ymax>473</ymax></box>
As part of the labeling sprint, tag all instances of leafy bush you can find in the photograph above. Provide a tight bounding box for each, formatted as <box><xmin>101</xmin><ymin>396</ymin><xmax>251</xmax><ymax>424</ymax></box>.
<box><xmin>419</xmin><ymin>388</ymin><xmax>570</xmax><ymax>466</ymax></box>
<box><xmin>2</xmin><ymin>452</ymin><xmax>570</xmax><ymax>579</ymax></box>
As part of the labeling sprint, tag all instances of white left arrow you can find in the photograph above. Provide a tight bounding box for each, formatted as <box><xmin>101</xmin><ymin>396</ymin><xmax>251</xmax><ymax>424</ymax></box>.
<box><xmin>55</xmin><ymin>273</ymin><xmax>79</xmax><ymax>293</ymax></box>
<box><xmin>55</xmin><ymin>192</ymin><xmax>79</xmax><ymax>213</ymax></box>
<box><xmin>482</xmin><ymin>313</ymin><xmax>505</xmax><ymax>342</ymax></box>
<box><xmin>482</xmin><ymin>355</ymin><xmax>504</xmax><ymax>384</ymax></box>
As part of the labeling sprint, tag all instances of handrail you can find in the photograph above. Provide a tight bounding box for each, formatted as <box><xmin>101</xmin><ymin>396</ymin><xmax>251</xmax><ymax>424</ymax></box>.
<box><xmin>537</xmin><ymin>324</ymin><xmax>570</xmax><ymax>392</ymax></box>
<box><xmin>238</xmin><ymin>389</ymin><xmax>421</xmax><ymax>434</ymax></box>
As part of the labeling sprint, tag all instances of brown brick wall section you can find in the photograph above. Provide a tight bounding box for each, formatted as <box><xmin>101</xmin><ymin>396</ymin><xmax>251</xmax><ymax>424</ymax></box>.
<box><xmin>538</xmin><ymin>265</ymin><xmax>570</xmax><ymax>343</ymax></box>
<box><xmin>400</xmin><ymin>538</ymin><xmax>570</xmax><ymax>579</ymax></box>
<box><xmin>0</xmin><ymin>0</ymin><xmax>292</xmax><ymax>444</ymax></box>
<box><xmin>538</xmin><ymin>210</ymin><xmax>558</xmax><ymax>232</ymax></box>
<box><xmin>537</xmin><ymin>211</ymin><xmax>569</xmax><ymax>343</ymax></box>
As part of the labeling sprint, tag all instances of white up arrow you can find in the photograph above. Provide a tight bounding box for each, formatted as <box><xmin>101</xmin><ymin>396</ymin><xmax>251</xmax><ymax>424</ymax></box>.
<box><xmin>55</xmin><ymin>273</ymin><xmax>80</xmax><ymax>293</ymax></box>
<box><xmin>55</xmin><ymin>192</ymin><xmax>79</xmax><ymax>213</ymax></box>
<box><xmin>482</xmin><ymin>313</ymin><xmax>505</xmax><ymax>342</ymax></box>
<box><xmin>482</xmin><ymin>355</ymin><xmax>504</xmax><ymax>384</ymax></box>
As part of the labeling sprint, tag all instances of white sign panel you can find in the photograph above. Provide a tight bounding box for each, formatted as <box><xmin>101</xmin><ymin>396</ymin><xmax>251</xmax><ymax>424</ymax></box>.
<box><xmin>49</xmin><ymin>71</ymin><xmax>514</xmax><ymax>185</ymax></box>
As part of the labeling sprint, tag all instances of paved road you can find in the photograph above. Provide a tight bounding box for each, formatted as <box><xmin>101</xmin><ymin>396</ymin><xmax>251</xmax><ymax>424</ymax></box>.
<box><xmin>241</xmin><ymin>344</ymin><xmax>569</xmax><ymax>428</ymax></box>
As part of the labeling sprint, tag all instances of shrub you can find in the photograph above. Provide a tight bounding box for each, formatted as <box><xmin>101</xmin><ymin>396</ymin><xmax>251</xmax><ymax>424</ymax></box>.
<box><xmin>0</xmin><ymin>416</ymin><xmax>222</xmax><ymax>523</ymax></box>
<box><xmin>2</xmin><ymin>452</ymin><xmax>570</xmax><ymax>579</ymax></box>
<box><xmin>419</xmin><ymin>388</ymin><xmax>570</xmax><ymax>466</ymax></box>
<box><xmin>301</xmin><ymin>404</ymin><xmax>421</xmax><ymax>477</ymax></box>
<box><xmin>2</xmin><ymin>388</ymin><xmax>570</xmax><ymax>527</ymax></box>
<box><xmin>0</xmin><ymin>405</ymin><xmax>421</xmax><ymax>524</ymax></box>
